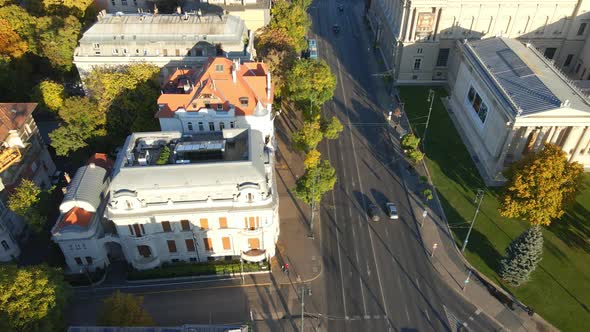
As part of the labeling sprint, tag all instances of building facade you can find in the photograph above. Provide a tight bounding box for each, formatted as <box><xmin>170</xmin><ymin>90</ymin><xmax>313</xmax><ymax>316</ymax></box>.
<box><xmin>0</xmin><ymin>103</ymin><xmax>56</xmax><ymax>261</ymax></box>
<box><xmin>74</xmin><ymin>12</ymin><xmax>253</xmax><ymax>82</ymax></box>
<box><xmin>94</xmin><ymin>0</ymin><xmax>271</xmax><ymax>33</ymax></box>
<box><xmin>445</xmin><ymin>37</ymin><xmax>590</xmax><ymax>185</ymax></box>
<box><xmin>157</xmin><ymin>57</ymin><xmax>275</xmax><ymax>140</ymax></box>
<box><xmin>369</xmin><ymin>0</ymin><xmax>590</xmax><ymax>84</ymax></box>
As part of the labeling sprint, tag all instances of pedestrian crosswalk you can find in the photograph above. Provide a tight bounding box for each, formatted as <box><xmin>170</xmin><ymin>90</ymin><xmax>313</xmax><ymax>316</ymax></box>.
<box><xmin>444</xmin><ymin>305</ymin><xmax>469</xmax><ymax>331</ymax></box>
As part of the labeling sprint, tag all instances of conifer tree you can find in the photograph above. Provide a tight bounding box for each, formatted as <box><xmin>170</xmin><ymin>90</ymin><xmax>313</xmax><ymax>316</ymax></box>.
<box><xmin>499</xmin><ymin>225</ymin><xmax>544</xmax><ymax>287</ymax></box>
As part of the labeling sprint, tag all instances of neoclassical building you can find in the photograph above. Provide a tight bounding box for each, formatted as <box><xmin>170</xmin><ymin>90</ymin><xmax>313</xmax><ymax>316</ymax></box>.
<box><xmin>369</xmin><ymin>0</ymin><xmax>590</xmax><ymax>84</ymax></box>
<box><xmin>445</xmin><ymin>37</ymin><xmax>590</xmax><ymax>185</ymax></box>
<box><xmin>73</xmin><ymin>12</ymin><xmax>252</xmax><ymax>82</ymax></box>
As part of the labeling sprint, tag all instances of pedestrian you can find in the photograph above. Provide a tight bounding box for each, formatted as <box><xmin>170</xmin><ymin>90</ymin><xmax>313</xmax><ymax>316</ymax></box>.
<box><xmin>281</xmin><ymin>265</ymin><xmax>285</xmax><ymax>273</ymax></box>
<box><xmin>285</xmin><ymin>263</ymin><xmax>289</xmax><ymax>275</ymax></box>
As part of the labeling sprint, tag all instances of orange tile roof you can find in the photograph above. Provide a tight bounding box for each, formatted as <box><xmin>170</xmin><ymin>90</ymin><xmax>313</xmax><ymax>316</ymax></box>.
<box><xmin>0</xmin><ymin>103</ymin><xmax>37</xmax><ymax>141</ymax></box>
<box><xmin>87</xmin><ymin>153</ymin><xmax>114</xmax><ymax>172</ymax></box>
<box><xmin>156</xmin><ymin>57</ymin><xmax>274</xmax><ymax>118</ymax></box>
<box><xmin>56</xmin><ymin>207</ymin><xmax>94</xmax><ymax>231</ymax></box>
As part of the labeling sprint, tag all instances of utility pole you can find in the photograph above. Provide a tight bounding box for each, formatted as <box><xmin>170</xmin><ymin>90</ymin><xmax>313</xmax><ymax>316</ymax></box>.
<box><xmin>308</xmin><ymin>169</ymin><xmax>318</xmax><ymax>239</ymax></box>
<box><xmin>462</xmin><ymin>189</ymin><xmax>485</xmax><ymax>253</ymax></box>
<box><xmin>300</xmin><ymin>284</ymin><xmax>311</xmax><ymax>332</ymax></box>
<box><xmin>422</xmin><ymin>89</ymin><xmax>435</xmax><ymax>150</ymax></box>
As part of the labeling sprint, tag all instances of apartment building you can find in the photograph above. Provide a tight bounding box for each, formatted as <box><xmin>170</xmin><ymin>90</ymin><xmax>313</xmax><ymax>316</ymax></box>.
<box><xmin>52</xmin><ymin>128</ymin><xmax>279</xmax><ymax>272</ymax></box>
<box><xmin>73</xmin><ymin>12</ymin><xmax>252</xmax><ymax>82</ymax></box>
<box><xmin>156</xmin><ymin>57</ymin><xmax>275</xmax><ymax>141</ymax></box>
<box><xmin>0</xmin><ymin>103</ymin><xmax>56</xmax><ymax>261</ymax></box>
<box><xmin>94</xmin><ymin>0</ymin><xmax>271</xmax><ymax>33</ymax></box>
<box><xmin>445</xmin><ymin>37</ymin><xmax>590</xmax><ymax>184</ymax></box>
<box><xmin>369</xmin><ymin>0</ymin><xmax>590</xmax><ymax>83</ymax></box>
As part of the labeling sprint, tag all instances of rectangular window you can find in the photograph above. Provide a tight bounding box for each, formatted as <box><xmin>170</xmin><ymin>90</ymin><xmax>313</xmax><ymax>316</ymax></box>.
<box><xmin>111</xmin><ymin>0</ymin><xmax>115</xmax><ymax>6</ymax></box>
<box><xmin>230</xmin><ymin>121</ymin><xmax>235</xmax><ymax>128</ymax></box>
<box><xmin>436</xmin><ymin>48</ymin><xmax>450</xmax><ymax>67</ymax></box>
<box><xmin>163</xmin><ymin>49</ymin><xmax>168</xmax><ymax>56</ymax></box>
<box><xmin>204</xmin><ymin>238</ymin><xmax>213</xmax><ymax>251</ymax></box>
<box><xmin>123</xmin><ymin>48</ymin><xmax>128</xmax><ymax>54</ymax></box>
<box><xmin>1</xmin><ymin>240</ymin><xmax>9</xmax><ymax>250</ymax></box>
<box><xmin>466</xmin><ymin>86</ymin><xmax>488</xmax><ymax>123</ymax></box>
<box><xmin>185</xmin><ymin>239</ymin><xmax>196</xmax><ymax>252</ymax></box>
<box><xmin>222</xmin><ymin>237</ymin><xmax>231</xmax><ymax>250</ymax></box>
<box><xmin>215</xmin><ymin>64</ymin><xmax>224</xmax><ymax>72</ymax></box>
<box><xmin>133</xmin><ymin>224</ymin><xmax>142</xmax><ymax>237</ymax></box>
<box><xmin>75</xmin><ymin>257</ymin><xmax>83</xmax><ymax>265</ymax></box>
<box><xmin>564</xmin><ymin>54</ymin><xmax>574</xmax><ymax>67</ymax></box>
<box><xmin>417</xmin><ymin>48</ymin><xmax>423</xmax><ymax>54</ymax></box>
<box><xmin>200</xmin><ymin>218</ymin><xmax>209</xmax><ymax>229</ymax></box>
<box><xmin>140</xmin><ymin>224</ymin><xmax>145</xmax><ymax>235</ymax></box>
<box><xmin>577</xmin><ymin>23</ymin><xmax>587</xmax><ymax>36</ymax></box>
<box><xmin>122</xmin><ymin>0</ymin><xmax>128</xmax><ymax>6</ymax></box>
<box><xmin>190</xmin><ymin>257</ymin><xmax>197</xmax><ymax>262</ymax></box>
<box><xmin>543</xmin><ymin>48</ymin><xmax>557</xmax><ymax>60</ymax></box>
<box><xmin>85</xmin><ymin>256</ymin><xmax>93</xmax><ymax>264</ymax></box>
<box><xmin>181</xmin><ymin>220</ymin><xmax>190</xmax><ymax>231</ymax></box>
<box><xmin>219</xmin><ymin>217</ymin><xmax>228</xmax><ymax>229</ymax></box>
<box><xmin>219</xmin><ymin>122</ymin><xmax>225</xmax><ymax>130</ymax></box>
<box><xmin>209</xmin><ymin>122</ymin><xmax>215</xmax><ymax>131</ymax></box>
<box><xmin>93</xmin><ymin>43</ymin><xmax>100</xmax><ymax>49</ymax></box>
<box><xmin>128</xmin><ymin>224</ymin><xmax>133</xmax><ymax>236</ymax></box>
<box><xmin>175</xmin><ymin>49</ymin><xmax>180</xmax><ymax>56</ymax></box>
<box><xmin>576</xmin><ymin>63</ymin><xmax>582</xmax><ymax>73</ymax></box>
<box><xmin>248</xmin><ymin>238</ymin><xmax>260</xmax><ymax>249</ymax></box>
<box><xmin>112</xmin><ymin>48</ymin><xmax>119</xmax><ymax>55</ymax></box>
<box><xmin>138</xmin><ymin>245</ymin><xmax>151</xmax><ymax>257</ymax></box>
<box><xmin>198</xmin><ymin>122</ymin><xmax>204</xmax><ymax>131</ymax></box>
<box><xmin>167</xmin><ymin>240</ymin><xmax>177</xmax><ymax>253</ymax></box>
<box><xmin>239</xmin><ymin>97</ymin><xmax>249</xmax><ymax>107</ymax></box>
<box><xmin>413</xmin><ymin>58</ymin><xmax>422</xmax><ymax>70</ymax></box>
<box><xmin>216</xmin><ymin>104</ymin><xmax>223</xmax><ymax>111</ymax></box>
<box><xmin>133</xmin><ymin>0</ymin><xmax>138</xmax><ymax>5</ymax></box>
<box><xmin>162</xmin><ymin>221</ymin><xmax>172</xmax><ymax>232</ymax></box>
<box><xmin>196</xmin><ymin>49</ymin><xmax>204</xmax><ymax>56</ymax></box>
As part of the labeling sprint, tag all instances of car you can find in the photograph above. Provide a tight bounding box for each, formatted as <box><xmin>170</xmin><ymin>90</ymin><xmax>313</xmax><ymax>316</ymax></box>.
<box><xmin>386</xmin><ymin>202</ymin><xmax>399</xmax><ymax>219</ymax></box>
<box><xmin>308</xmin><ymin>39</ymin><xmax>318</xmax><ymax>59</ymax></box>
<box><xmin>368</xmin><ymin>204</ymin><xmax>380</xmax><ymax>222</ymax></box>
<box><xmin>332</xmin><ymin>24</ymin><xmax>340</xmax><ymax>34</ymax></box>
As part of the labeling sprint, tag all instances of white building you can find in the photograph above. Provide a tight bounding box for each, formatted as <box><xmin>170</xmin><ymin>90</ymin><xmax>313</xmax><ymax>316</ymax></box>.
<box><xmin>94</xmin><ymin>0</ymin><xmax>271</xmax><ymax>33</ymax></box>
<box><xmin>73</xmin><ymin>12</ymin><xmax>253</xmax><ymax>82</ymax></box>
<box><xmin>446</xmin><ymin>37</ymin><xmax>590</xmax><ymax>185</ymax></box>
<box><xmin>369</xmin><ymin>0</ymin><xmax>590</xmax><ymax>83</ymax></box>
<box><xmin>53</xmin><ymin>128</ymin><xmax>279</xmax><ymax>272</ymax></box>
<box><xmin>156</xmin><ymin>57</ymin><xmax>275</xmax><ymax>141</ymax></box>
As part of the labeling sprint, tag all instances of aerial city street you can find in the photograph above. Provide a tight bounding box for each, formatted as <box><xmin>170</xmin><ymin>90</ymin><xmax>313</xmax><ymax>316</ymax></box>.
<box><xmin>1</xmin><ymin>0</ymin><xmax>590</xmax><ymax>331</ymax></box>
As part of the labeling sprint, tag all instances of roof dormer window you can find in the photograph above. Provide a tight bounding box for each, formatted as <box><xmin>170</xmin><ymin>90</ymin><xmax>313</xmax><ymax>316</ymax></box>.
<box><xmin>215</xmin><ymin>64</ymin><xmax>224</xmax><ymax>72</ymax></box>
<box><xmin>239</xmin><ymin>97</ymin><xmax>249</xmax><ymax>107</ymax></box>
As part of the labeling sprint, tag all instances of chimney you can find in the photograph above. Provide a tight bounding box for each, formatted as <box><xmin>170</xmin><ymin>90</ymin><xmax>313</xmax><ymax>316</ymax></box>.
<box><xmin>232</xmin><ymin>64</ymin><xmax>237</xmax><ymax>84</ymax></box>
<box><xmin>266</xmin><ymin>71</ymin><xmax>271</xmax><ymax>100</ymax></box>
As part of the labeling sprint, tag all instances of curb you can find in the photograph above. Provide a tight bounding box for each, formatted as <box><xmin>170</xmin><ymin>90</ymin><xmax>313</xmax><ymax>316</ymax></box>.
<box><xmin>126</xmin><ymin>269</ymin><xmax>271</xmax><ymax>284</ymax></box>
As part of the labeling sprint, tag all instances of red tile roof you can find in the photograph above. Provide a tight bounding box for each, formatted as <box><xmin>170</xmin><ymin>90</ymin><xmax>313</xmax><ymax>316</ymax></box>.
<box><xmin>156</xmin><ymin>57</ymin><xmax>273</xmax><ymax>118</ymax></box>
<box><xmin>87</xmin><ymin>153</ymin><xmax>114</xmax><ymax>172</ymax></box>
<box><xmin>56</xmin><ymin>207</ymin><xmax>95</xmax><ymax>231</ymax></box>
<box><xmin>0</xmin><ymin>103</ymin><xmax>37</xmax><ymax>141</ymax></box>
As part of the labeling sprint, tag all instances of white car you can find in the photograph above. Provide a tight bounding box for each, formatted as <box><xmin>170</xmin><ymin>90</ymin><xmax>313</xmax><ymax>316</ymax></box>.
<box><xmin>386</xmin><ymin>202</ymin><xmax>399</xmax><ymax>219</ymax></box>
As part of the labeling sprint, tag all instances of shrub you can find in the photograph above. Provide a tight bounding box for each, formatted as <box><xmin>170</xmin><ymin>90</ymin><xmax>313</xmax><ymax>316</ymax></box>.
<box><xmin>407</xmin><ymin>149</ymin><xmax>424</xmax><ymax>165</ymax></box>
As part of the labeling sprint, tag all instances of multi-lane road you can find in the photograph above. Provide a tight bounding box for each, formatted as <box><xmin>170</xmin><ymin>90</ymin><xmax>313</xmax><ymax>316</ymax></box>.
<box><xmin>309</xmin><ymin>0</ymin><xmax>501</xmax><ymax>330</ymax></box>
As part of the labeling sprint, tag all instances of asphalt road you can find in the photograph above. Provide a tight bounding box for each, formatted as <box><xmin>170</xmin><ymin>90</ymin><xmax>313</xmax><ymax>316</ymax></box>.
<box><xmin>309</xmin><ymin>0</ymin><xmax>501</xmax><ymax>331</ymax></box>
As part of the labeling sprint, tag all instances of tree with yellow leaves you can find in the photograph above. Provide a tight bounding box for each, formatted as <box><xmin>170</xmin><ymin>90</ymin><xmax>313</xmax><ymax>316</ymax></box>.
<box><xmin>0</xmin><ymin>18</ymin><xmax>28</xmax><ymax>58</ymax></box>
<box><xmin>499</xmin><ymin>143</ymin><xmax>583</xmax><ymax>226</ymax></box>
<box><xmin>98</xmin><ymin>291</ymin><xmax>154</xmax><ymax>327</ymax></box>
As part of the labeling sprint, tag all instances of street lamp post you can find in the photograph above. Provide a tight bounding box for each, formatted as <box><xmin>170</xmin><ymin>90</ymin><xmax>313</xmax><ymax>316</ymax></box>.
<box><xmin>308</xmin><ymin>169</ymin><xmax>319</xmax><ymax>239</ymax></box>
<box><xmin>431</xmin><ymin>243</ymin><xmax>438</xmax><ymax>258</ymax></box>
<box><xmin>422</xmin><ymin>89</ymin><xmax>435</xmax><ymax>150</ymax></box>
<box><xmin>461</xmin><ymin>189</ymin><xmax>485</xmax><ymax>253</ymax></box>
<box><xmin>463</xmin><ymin>269</ymin><xmax>473</xmax><ymax>292</ymax></box>
<box><xmin>420</xmin><ymin>209</ymin><xmax>428</xmax><ymax>228</ymax></box>
<box><xmin>300</xmin><ymin>284</ymin><xmax>311</xmax><ymax>332</ymax></box>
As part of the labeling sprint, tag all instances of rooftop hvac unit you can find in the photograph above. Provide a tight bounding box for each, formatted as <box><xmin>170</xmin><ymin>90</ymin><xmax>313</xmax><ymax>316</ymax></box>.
<box><xmin>138</xmin><ymin>150</ymin><xmax>151</xmax><ymax>166</ymax></box>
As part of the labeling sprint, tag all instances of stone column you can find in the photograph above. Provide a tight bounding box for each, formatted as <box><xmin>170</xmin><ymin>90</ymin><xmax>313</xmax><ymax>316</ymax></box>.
<box><xmin>513</xmin><ymin>126</ymin><xmax>534</xmax><ymax>161</ymax></box>
<box><xmin>494</xmin><ymin>126</ymin><xmax>518</xmax><ymax>175</ymax></box>
<box><xmin>571</xmin><ymin>127</ymin><xmax>590</xmax><ymax>162</ymax></box>
<box><xmin>532</xmin><ymin>126</ymin><xmax>551</xmax><ymax>151</ymax></box>
<box><xmin>550</xmin><ymin>126</ymin><xmax>565</xmax><ymax>144</ymax></box>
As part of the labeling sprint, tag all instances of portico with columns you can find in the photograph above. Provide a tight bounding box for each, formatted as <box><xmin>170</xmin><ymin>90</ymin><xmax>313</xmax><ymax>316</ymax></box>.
<box><xmin>446</xmin><ymin>37</ymin><xmax>590</xmax><ymax>186</ymax></box>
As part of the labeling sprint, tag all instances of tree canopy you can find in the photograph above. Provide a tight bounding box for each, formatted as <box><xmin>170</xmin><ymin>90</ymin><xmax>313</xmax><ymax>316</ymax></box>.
<box><xmin>33</xmin><ymin>79</ymin><xmax>65</xmax><ymax>112</ymax></box>
<box><xmin>0</xmin><ymin>264</ymin><xmax>68</xmax><ymax>332</ymax></box>
<box><xmin>269</xmin><ymin>0</ymin><xmax>310</xmax><ymax>52</ymax></box>
<box><xmin>294</xmin><ymin>159</ymin><xmax>337</xmax><ymax>204</ymax></box>
<box><xmin>98</xmin><ymin>291</ymin><xmax>154</xmax><ymax>327</ymax></box>
<box><xmin>292</xmin><ymin>120</ymin><xmax>324</xmax><ymax>152</ymax></box>
<box><xmin>500</xmin><ymin>143</ymin><xmax>583</xmax><ymax>226</ymax></box>
<box><xmin>7</xmin><ymin>179</ymin><xmax>47</xmax><ymax>233</ymax></box>
<box><xmin>303</xmin><ymin>149</ymin><xmax>321</xmax><ymax>169</ymax></box>
<box><xmin>0</xmin><ymin>18</ymin><xmax>27</xmax><ymax>58</ymax></box>
<box><xmin>286</xmin><ymin>59</ymin><xmax>336</xmax><ymax>106</ymax></box>
<box><xmin>38</xmin><ymin>15</ymin><xmax>81</xmax><ymax>71</ymax></box>
<box><xmin>321</xmin><ymin>116</ymin><xmax>344</xmax><ymax>140</ymax></box>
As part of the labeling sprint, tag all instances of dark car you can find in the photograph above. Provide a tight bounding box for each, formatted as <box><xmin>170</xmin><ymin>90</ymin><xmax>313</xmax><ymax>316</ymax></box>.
<box><xmin>368</xmin><ymin>204</ymin><xmax>380</xmax><ymax>222</ymax></box>
<box><xmin>332</xmin><ymin>24</ymin><xmax>341</xmax><ymax>34</ymax></box>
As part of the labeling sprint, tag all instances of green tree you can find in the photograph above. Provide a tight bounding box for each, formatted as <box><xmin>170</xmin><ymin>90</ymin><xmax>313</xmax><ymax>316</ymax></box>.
<box><xmin>38</xmin><ymin>15</ymin><xmax>81</xmax><ymax>71</ymax></box>
<box><xmin>49</xmin><ymin>124</ymin><xmax>92</xmax><ymax>156</ymax></box>
<box><xmin>156</xmin><ymin>146</ymin><xmax>170</xmax><ymax>165</ymax></box>
<box><xmin>406</xmin><ymin>149</ymin><xmax>424</xmax><ymax>165</ymax></box>
<box><xmin>292</xmin><ymin>121</ymin><xmax>324</xmax><ymax>152</ymax></box>
<box><xmin>7</xmin><ymin>179</ymin><xmax>48</xmax><ymax>233</ymax></box>
<box><xmin>0</xmin><ymin>18</ymin><xmax>28</xmax><ymax>58</ymax></box>
<box><xmin>294</xmin><ymin>159</ymin><xmax>337</xmax><ymax>204</ymax></box>
<box><xmin>303</xmin><ymin>149</ymin><xmax>321</xmax><ymax>169</ymax></box>
<box><xmin>499</xmin><ymin>225</ymin><xmax>544</xmax><ymax>287</ymax></box>
<box><xmin>500</xmin><ymin>143</ymin><xmax>583</xmax><ymax>226</ymax></box>
<box><xmin>261</xmin><ymin>47</ymin><xmax>296</xmax><ymax>97</ymax></box>
<box><xmin>401</xmin><ymin>133</ymin><xmax>420</xmax><ymax>150</ymax></box>
<box><xmin>0</xmin><ymin>264</ymin><xmax>68</xmax><ymax>332</ymax></box>
<box><xmin>0</xmin><ymin>5</ymin><xmax>39</xmax><ymax>54</ymax></box>
<box><xmin>321</xmin><ymin>116</ymin><xmax>343</xmax><ymax>140</ymax></box>
<box><xmin>98</xmin><ymin>290</ymin><xmax>154</xmax><ymax>327</ymax></box>
<box><xmin>286</xmin><ymin>59</ymin><xmax>336</xmax><ymax>106</ymax></box>
<box><xmin>33</xmin><ymin>79</ymin><xmax>65</xmax><ymax>112</ymax></box>
<box><xmin>50</xmin><ymin>97</ymin><xmax>105</xmax><ymax>155</ymax></box>
<box><xmin>422</xmin><ymin>188</ymin><xmax>433</xmax><ymax>201</ymax></box>
<box><xmin>269</xmin><ymin>0</ymin><xmax>310</xmax><ymax>52</ymax></box>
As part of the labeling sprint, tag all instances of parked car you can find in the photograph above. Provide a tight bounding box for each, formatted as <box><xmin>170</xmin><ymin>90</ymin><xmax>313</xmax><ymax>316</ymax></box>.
<box><xmin>368</xmin><ymin>204</ymin><xmax>380</xmax><ymax>222</ymax></box>
<box><xmin>386</xmin><ymin>202</ymin><xmax>398</xmax><ymax>219</ymax></box>
<box><xmin>332</xmin><ymin>24</ymin><xmax>341</xmax><ymax>34</ymax></box>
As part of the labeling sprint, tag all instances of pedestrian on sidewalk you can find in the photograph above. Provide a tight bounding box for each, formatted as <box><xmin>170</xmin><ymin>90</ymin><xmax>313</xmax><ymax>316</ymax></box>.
<box><xmin>281</xmin><ymin>265</ymin><xmax>285</xmax><ymax>273</ymax></box>
<box><xmin>285</xmin><ymin>263</ymin><xmax>289</xmax><ymax>275</ymax></box>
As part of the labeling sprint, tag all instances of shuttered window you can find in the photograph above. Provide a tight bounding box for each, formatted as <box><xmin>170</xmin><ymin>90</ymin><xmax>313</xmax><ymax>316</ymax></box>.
<box><xmin>219</xmin><ymin>217</ymin><xmax>228</xmax><ymax>229</ymax></box>
<box><xmin>222</xmin><ymin>237</ymin><xmax>231</xmax><ymax>250</ymax></box>
<box><xmin>137</xmin><ymin>245</ymin><xmax>151</xmax><ymax>257</ymax></box>
<box><xmin>162</xmin><ymin>221</ymin><xmax>172</xmax><ymax>232</ymax></box>
<box><xmin>181</xmin><ymin>220</ymin><xmax>190</xmax><ymax>231</ymax></box>
<box><xmin>167</xmin><ymin>240</ymin><xmax>177</xmax><ymax>253</ymax></box>
<box><xmin>185</xmin><ymin>239</ymin><xmax>196</xmax><ymax>252</ymax></box>
<box><xmin>248</xmin><ymin>238</ymin><xmax>260</xmax><ymax>249</ymax></box>
<box><xmin>200</xmin><ymin>218</ymin><xmax>209</xmax><ymax>229</ymax></box>
<box><xmin>204</xmin><ymin>238</ymin><xmax>213</xmax><ymax>251</ymax></box>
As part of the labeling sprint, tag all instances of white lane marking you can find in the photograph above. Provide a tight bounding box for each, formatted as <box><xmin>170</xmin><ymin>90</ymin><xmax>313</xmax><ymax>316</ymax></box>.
<box><xmin>359</xmin><ymin>277</ymin><xmax>369</xmax><ymax>318</ymax></box>
<box><xmin>416</xmin><ymin>278</ymin><xmax>420</xmax><ymax>290</ymax></box>
<box><xmin>424</xmin><ymin>309</ymin><xmax>430</xmax><ymax>321</ymax></box>
<box><xmin>405</xmin><ymin>306</ymin><xmax>410</xmax><ymax>321</ymax></box>
<box><xmin>337</xmin><ymin>58</ymin><xmax>390</xmax><ymax>325</ymax></box>
<box><xmin>327</xmin><ymin>140</ymin><xmax>349</xmax><ymax>320</ymax></box>
<box><xmin>367</xmin><ymin>261</ymin><xmax>371</xmax><ymax>276</ymax></box>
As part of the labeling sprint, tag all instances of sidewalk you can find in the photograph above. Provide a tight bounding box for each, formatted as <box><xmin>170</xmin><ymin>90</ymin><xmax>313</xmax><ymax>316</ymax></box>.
<box><xmin>390</xmin><ymin>105</ymin><xmax>558</xmax><ymax>332</ymax></box>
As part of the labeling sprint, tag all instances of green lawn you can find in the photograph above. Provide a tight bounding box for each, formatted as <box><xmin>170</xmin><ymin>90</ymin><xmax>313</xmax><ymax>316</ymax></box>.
<box><xmin>398</xmin><ymin>86</ymin><xmax>590</xmax><ymax>332</ymax></box>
